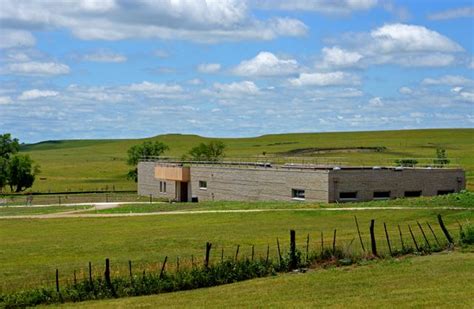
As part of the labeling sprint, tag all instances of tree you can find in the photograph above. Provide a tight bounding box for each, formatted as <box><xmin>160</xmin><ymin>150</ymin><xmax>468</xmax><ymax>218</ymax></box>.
<box><xmin>188</xmin><ymin>141</ymin><xmax>226</xmax><ymax>162</ymax></box>
<box><xmin>7</xmin><ymin>154</ymin><xmax>40</xmax><ymax>192</ymax></box>
<box><xmin>433</xmin><ymin>148</ymin><xmax>450</xmax><ymax>167</ymax></box>
<box><xmin>394</xmin><ymin>158</ymin><xmax>418</xmax><ymax>167</ymax></box>
<box><xmin>127</xmin><ymin>141</ymin><xmax>169</xmax><ymax>181</ymax></box>
<box><xmin>0</xmin><ymin>133</ymin><xmax>19</xmax><ymax>159</ymax></box>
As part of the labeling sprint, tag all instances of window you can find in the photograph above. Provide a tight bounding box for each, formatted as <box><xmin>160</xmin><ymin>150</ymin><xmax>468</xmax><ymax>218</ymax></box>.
<box><xmin>159</xmin><ymin>181</ymin><xmax>167</xmax><ymax>193</ymax></box>
<box><xmin>199</xmin><ymin>181</ymin><xmax>207</xmax><ymax>190</ymax></box>
<box><xmin>437</xmin><ymin>190</ymin><xmax>454</xmax><ymax>196</ymax></box>
<box><xmin>163</xmin><ymin>181</ymin><xmax>166</xmax><ymax>193</ymax></box>
<box><xmin>373</xmin><ymin>191</ymin><xmax>390</xmax><ymax>199</ymax></box>
<box><xmin>404</xmin><ymin>191</ymin><xmax>421</xmax><ymax>197</ymax></box>
<box><xmin>159</xmin><ymin>181</ymin><xmax>163</xmax><ymax>193</ymax></box>
<box><xmin>339</xmin><ymin>192</ymin><xmax>357</xmax><ymax>200</ymax></box>
<box><xmin>292</xmin><ymin>189</ymin><xmax>305</xmax><ymax>200</ymax></box>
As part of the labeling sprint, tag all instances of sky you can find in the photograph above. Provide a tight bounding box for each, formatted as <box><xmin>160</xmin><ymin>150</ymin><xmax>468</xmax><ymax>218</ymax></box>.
<box><xmin>0</xmin><ymin>0</ymin><xmax>473</xmax><ymax>143</ymax></box>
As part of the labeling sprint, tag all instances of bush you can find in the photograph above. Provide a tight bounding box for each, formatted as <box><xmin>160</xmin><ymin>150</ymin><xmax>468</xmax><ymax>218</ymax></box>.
<box><xmin>459</xmin><ymin>223</ymin><xmax>474</xmax><ymax>245</ymax></box>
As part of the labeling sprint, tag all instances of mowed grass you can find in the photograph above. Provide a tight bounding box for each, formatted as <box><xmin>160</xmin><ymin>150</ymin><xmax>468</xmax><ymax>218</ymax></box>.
<box><xmin>19</xmin><ymin>128</ymin><xmax>474</xmax><ymax>192</ymax></box>
<box><xmin>0</xmin><ymin>205</ymin><xmax>91</xmax><ymax>216</ymax></box>
<box><xmin>65</xmin><ymin>250</ymin><xmax>474</xmax><ymax>308</ymax></box>
<box><xmin>92</xmin><ymin>191</ymin><xmax>474</xmax><ymax>214</ymax></box>
<box><xmin>1</xmin><ymin>208</ymin><xmax>472</xmax><ymax>293</ymax></box>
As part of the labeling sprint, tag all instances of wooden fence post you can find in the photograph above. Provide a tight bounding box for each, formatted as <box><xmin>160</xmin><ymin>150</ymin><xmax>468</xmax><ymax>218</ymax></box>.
<box><xmin>129</xmin><ymin>260</ymin><xmax>133</xmax><ymax>282</ymax></box>
<box><xmin>354</xmin><ymin>216</ymin><xmax>366</xmax><ymax>252</ymax></box>
<box><xmin>408</xmin><ymin>225</ymin><xmax>420</xmax><ymax>252</ymax></box>
<box><xmin>235</xmin><ymin>245</ymin><xmax>240</xmax><ymax>262</ymax></box>
<box><xmin>88</xmin><ymin>262</ymin><xmax>93</xmax><ymax>286</ymax></box>
<box><xmin>160</xmin><ymin>256</ymin><xmax>168</xmax><ymax>278</ymax></box>
<box><xmin>176</xmin><ymin>257</ymin><xmax>180</xmax><ymax>272</ymax></box>
<box><xmin>332</xmin><ymin>229</ymin><xmax>337</xmax><ymax>255</ymax></box>
<box><xmin>417</xmin><ymin>221</ymin><xmax>431</xmax><ymax>249</ymax></box>
<box><xmin>383</xmin><ymin>223</ymin><xmax>392</xmax><ymax>256</ymax></box>
<box><xmin>306</xmin><ymin>233</ymin><xmax>310</xmax><ymax>263</ymax></box>
<box><xmin>266</xmin><ymin>244</ymin><xmax>270</xmax><ymax>264</ymax></box>
<box><xmin>251</xmin><ymin>245</ymin><xmax>255</xmax><ymax>261</ymax></box>
<box><xmin>276</xmin><ymin>238</ymin><xmax>282</xmax><ymax>265</ymax></box>
<box><xmin>437</xmin><ymin>214</ymin><xmax>454</xmax><ymax>245</ymax></box>
<box><xmin>370</xmin><ymin>219</ymin><xmax>377</xmax><ymax>257</ymax></box>
<box><xmin>290</xmin><ymin>230</ymin><xmax>297</xmax><ymax>270</ymax></box>
<box><xmin>320</xmin><ymin>232</ymin><xmax>324</xmax><ymax>256</ymax></box>
<box><xmin>205</xmin><ymin>242</ymin><xmax>212</xmax><ymax>268</ymax></box>
<box><xmin>55</xmin><ymin>269</ymin><xmax>60</xmax><ymax>293</ymax></box>
<box><xmin>426</xmin><ymin>222</ymin><xmax>441</xmax><ymax>247</ymax></box>
<box><xmin>104</xmin><ymin>258</ymin><xmax>111</xmax><ymax>286</ymax></box>
<box><xmin>397</xmin><ymin>225</ymin><xmax>405</xmax><ymax>251</ymax></box>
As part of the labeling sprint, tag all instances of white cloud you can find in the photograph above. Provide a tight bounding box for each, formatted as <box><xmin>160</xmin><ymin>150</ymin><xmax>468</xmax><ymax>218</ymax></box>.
<box><xmin>18</xmin><ymin>89</ymin><xmax>58</xmax><ymax>100</ymax></box>
<box><xmin>0</xmin><ymin>29</ymin><xmax>35</xmax><ymax>49</ymax></box>
<box><xmin>321</xmin><ymin>46</ymin><xmax>363</xmax><ymax>68</ymax></box>
<box><xmin>197</xmin><ymin>63</ymin><xmax>221</xmax><ymax>73</ymax></box>
<box><xmin>368</xmin><ymin>97</ymin><xmax>384</xmax><ymax>107</ymax></box>
<box><xmin>232</xmin><ymin>51</ymin><xmax>299</xmax><ymax>77</ymax></box>
<box><xmin>4</xmin><ymin>61</ymin><xmax>70</xmax><ymax>76</ymax></box>
<box><xmin>428</xmin><ymin>6</ymin><xmax>474</xmax><ymax>20</ymax></box>
<box><xmin>254</xmin><ymin>0</ymin><xmax>378</xmax><ymax>15</ymax></box>
<box><xmin>0</xmin><ymin>96</ymin><xmax>13</xmax><ymax>104</ymax></box>
<box><xmin>125</xmin><ymin>81</ymin><xmax>183</xmax><ymax>94</ymax></box>
<box><xmin>0</xmin><ymin>0</ymin><xmax>307</xmax><ymax>42</ymax></box>
<box><xmin>370</xmin><ymin>24</ymin><xmax>463</xmax><ymax>53</ymax></box>
<box><xmin>399</xmin><ymin>87</ymin><xmax>413</xmax><ymax>95</ymax></box>
<box><xmin>422</xmin><ymin>75</ymin><xmax>473</xmax><ymax>87</ymax></box>
<box><xmin>83</xmin><ymin>51</ymin><xmax>127</xmax><ymax>62</ymax></box>
<box><xmin>289</xmin><ymin>71</ymin><xmax>360</xmax><ymax>87</ymax></box>
<box><xmin>207</xmin><ymin>81</ymin><xmax>260</xmax><ymax>98</ymax></box>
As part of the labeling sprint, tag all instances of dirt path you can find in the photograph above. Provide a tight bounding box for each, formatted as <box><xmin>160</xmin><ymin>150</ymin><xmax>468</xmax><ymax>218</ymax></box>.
<box><xmin>0</xmin><ymin>206</ymin><xmax>470</xmax><ymax>220</ymax></box>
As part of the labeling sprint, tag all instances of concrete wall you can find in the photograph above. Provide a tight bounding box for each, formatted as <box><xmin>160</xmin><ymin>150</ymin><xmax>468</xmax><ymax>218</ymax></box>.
<box><xmin>328</xmin><ymin>168</ymin><xmax>465</xmax><ymax>202</ymax></box>
<box><xmin>138</xmin><ymin>161</ymin><xmax>176</xmax><ymax>200</ymax></box>
<box><xmin>189</xmin><ymin>166</ymin><xmax>330</xmax><ymax>202</ymax></box>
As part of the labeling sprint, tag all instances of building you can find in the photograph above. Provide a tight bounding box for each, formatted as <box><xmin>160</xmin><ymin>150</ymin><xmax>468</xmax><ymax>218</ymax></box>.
<box><xmin>138</xmin><ymin>160</ymin><xmax>465</xmax><ymax>203</ymax></box>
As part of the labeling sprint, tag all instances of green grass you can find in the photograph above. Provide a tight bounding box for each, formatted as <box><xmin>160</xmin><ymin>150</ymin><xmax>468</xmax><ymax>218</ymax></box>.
<box><xmin>65</xmin><ymin>250</ymin><xmax>474</xmax><ymax>308</ymax></box>
<box><xmin>18</xmin><ymin>128</ymin><xmax>474</xmax><ymax>192</ymax></box>
<box><xmin>1</xmin><ymin>208</ymin><xmax>472</xmax><ymax>293</ymax></box>
<box><xmin>92</xmin><ymin>191</ymin><xmax>474</xmax><ymax>214</ymax></box>
<box><xmin>0</xmin><ymin>206</ymin><xmax>92</xmax><ymax>217</ymax></box>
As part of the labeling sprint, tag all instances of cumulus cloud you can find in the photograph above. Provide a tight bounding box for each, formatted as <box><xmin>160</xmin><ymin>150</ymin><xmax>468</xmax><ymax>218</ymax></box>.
<box><xmin>289</xmin><ymin>71</ymin><xmax>360</xmax><ymax>87</ymax></box>
<box><xmin>18</xmin><ymin>89</ymin><xmax>58</xmax><ymax>100</ymax></box>
<box><xmin>0</xmin><ymin>29</ymin><xmax>36</xmax><ymax>49</ymax></box>
<box><xmin>83</xmin><ymin>50</ymin><xmax>127</xmax><ymax>62</ymax></box>
<box><xmin>399</xmin><ymin>87</ymin><xmax>413</xmax><ymax>95</ymax></box>
<box><xmin>4</xmin><ymin>61</ymin><xmax>70</xmax><ymax>76</ymax></box>
<box><xmin>0</xmin><ymin>96</ymin><xmax>13</xmax><ymax>104</ymax></box>
<box><xmin>232</xmin><ymin>51</ymin><xmax>299</xmax><ymax>77</ymax></box>
<box><xmin>368</xmin><ymin>97</ymin><xmax>384</xmax><ymax>107</ymax></box>
<box><xmin>0</xmin><ymin>0</ymin><xmax>307</xmax><ymax>42</ymax></box>
<box><xmin>124</xmin><ymin>81</ymin><xmax>184</xmax><ymax>98</ymax></box>
<box><xmin>422</xmin><ymin>75</ymin><xmax>473</xmax><ymax>86</ymax></box>
<box><xmin>254</xmin><ymin>0</ymin><xmax>378</xmax><ymax>15</ymax></box>
<box><xmin>320</xmin><ymin>46</ymin><xmax>363</xmax><ymax>68</ymax></box>
<box><xmin>197</xmin><ymin>63</ymin><xmax>221</xmax><ymax>73</ymax></box>
<box><xmin>206</xmin><ymin>81</ymin><xmax>260</xmax><ymax>98</ymax></box>
<box><xmin>428</xmin><ymin>6</ymin><xmax>474</xmax><ymax>20</ymax></box>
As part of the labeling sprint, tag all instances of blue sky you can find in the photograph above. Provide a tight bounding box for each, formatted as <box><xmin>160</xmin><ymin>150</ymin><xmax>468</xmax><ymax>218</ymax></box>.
<box><xmin>0</xmin><ymin>0</ymin><xmax>473</xmax><ymax>143</ymax></box>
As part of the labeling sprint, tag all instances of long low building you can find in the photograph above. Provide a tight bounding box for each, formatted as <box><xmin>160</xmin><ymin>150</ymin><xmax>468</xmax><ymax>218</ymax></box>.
<box><xmin>138</xmin><ymin>160</ymin><xmax>465</xmax><ymax>203</ymax></box>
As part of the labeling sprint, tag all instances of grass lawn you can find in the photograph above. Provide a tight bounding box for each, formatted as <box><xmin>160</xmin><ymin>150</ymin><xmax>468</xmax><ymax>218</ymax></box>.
<box><xmin>0</xmin><ymin>205</ymin><xmax>92</xmax><ymax>217</ymax></box>
<box><xmin>65</xmin><ymin>250</ymin><xmax>474</xmax><ymax>308</ymax></box>
<box><xmin>18</xmin><ymin>129</ymin><xmax>474</xmax><ymax>192</ymax></box>
<box><xmin>91</xmin><ymin>191</ymin><xmax>474</xmax><ymax>214</ymax></box>
<box><xmin>1</xmin><ymin>208</ymin><xmax>472</xmax><ymax>293</ymax></box>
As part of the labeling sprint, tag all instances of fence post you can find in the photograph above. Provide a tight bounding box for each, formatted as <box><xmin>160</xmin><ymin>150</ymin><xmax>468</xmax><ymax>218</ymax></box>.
<box><xmin>55</xmin><ymin>269</ymin><xmax>60</xmax><ymax>293</ymax></box>
<box><xmin>266</xmin><ymin>244</ymin><xmax>270</xmax><ymax>264</ymax></box>
<box><xmin>235</xmin><ymin>245</ymin><xmax>240</xmax><ymax>262</ymax></box>
<box><xmin>104</xmin><ymin>258</ymin><xmax>114</xmax><ymax>295</ymax></box>
<box><xmin>129</xmin><ymin>260</ymin><xmax>133</xmax><ymax>282</ymax></box>
<box><xmin>320</xmin><ymin>232</ymin><xmax>324</xmax><ymax>256</ymax></box>
<box><xmin>251</xmin><ymin>245</ymin><xmax>255</xmax><ymax>261</ymax></box>
<box><xmin>417</xmin><ymin>221</ymin><xmax>431</xmax><ymax>249</ymax></box>
<box><xmin>205</xmin><ymin>242</ymin><xmax>212</xmax><ymax>268</ymax></box>
<box><xmin>73</xmin><ymin>270</ymin><xmax>77</xmax><ymax>285</ymax></box>
<box><xmin>370</xmin><ymin>219</ymin><xmax>377</xmax><ymax>257</ymax></box>
<box><xmin>383</xmin><ymin>223</ymin><xmax>392</xmax><ymax>256</ymax></box>
<box><xmin>397</xmin><ymin>225</ymin><xmax>405</xmax><ymax>251</ymax></box>
<box><xmin>437</xmin><ymin>214</ymin><xmax>454</xmax><ymax>245</ymax></box>
<box><xmin>332</xmin><ymin>229</ymin><xmax>337</xmax><ymax>255</ymax></box>
<box><xmin>290</xmin><ymin>230</ymin><xmax>297</xmax><ymax>270</ymax></box>
<box><xmin>408</xmin><ymin>225</ymin><xmax>420</xmax><ymax>252</ymax></box>
<box><xmin>176</xmin><ymin>256</ymin><xmax>180</xmax><ymax>272</ymax></box>
<box><xmin>426</xmin><ymin>222</ymin><xmax>441</xmax><ymax>247</ymax></box>
<box><xmin>88</xmin><ymin>262</ymin><xmax>93</xmax><ymax>286</ymax></box>
<box><xmin>149</xmin><ymin>194</ymin><xmax>152</xmax><ymax>204</ymax></box>
<box><xmin>354</xmin><ymin>216</ymin><xmax>366</xmax><ymax>252</ymax></box>
<box><xmin>221</xmin><ymin>247</ymin><xmax>224</xmax><ymax>263</ymax></box>
<box><xmin>276</xmin><ymin>238</ymin><xmax>282</xmax><ymax>265</ymax></box>
<box><xmin>160</xmin><ymin>256</ymin><xmax>168</xmax><ymax>278</ymax></box>
<box><xmin>306</xmin><ymin>233</ymin><xmax>310</xmax><ymax>263</ymax></box>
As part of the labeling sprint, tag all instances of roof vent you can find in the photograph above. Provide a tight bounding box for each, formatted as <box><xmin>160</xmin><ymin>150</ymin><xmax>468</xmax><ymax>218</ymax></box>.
<box><xmin>333</xmin><ymin>166</ymin><xmax>341</xmax><ymax>170</ymax></box>
<box><xmin>372</xmin><ymin>166</ymin><xmax>381</xmax><ymax>170</ymax></box>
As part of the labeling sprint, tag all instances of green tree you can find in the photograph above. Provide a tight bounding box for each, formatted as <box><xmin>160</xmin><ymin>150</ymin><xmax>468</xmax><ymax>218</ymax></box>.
<box><xmin>0</xmin><ymin>133</ymin><xmax>21</xmax><ymax>192</ymax></box>
<box><xmin>7</xmin><ymin>154</ymin><xmax>40</xmax><ymax>192</ymax></box>
<box><xmin>127</xmin><ymin>141</ymin><xmax>169</xmax><ymax>181</ymax></box>
<box><xmin>433</xmin><ymin>148</ymin><xmax>450</xmax><ymax>167</ymax></box>
<box><xmin>188</xmin><ymin>141</ymin><xmax>226</xmax><ymax>162</ymax></box>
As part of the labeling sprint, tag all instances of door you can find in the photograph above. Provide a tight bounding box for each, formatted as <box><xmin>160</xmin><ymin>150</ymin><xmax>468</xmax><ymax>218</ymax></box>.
<box><xmin>179</xmin><ymin>181</ymin><xmax>188</xmax><ymax>202</ymax></box>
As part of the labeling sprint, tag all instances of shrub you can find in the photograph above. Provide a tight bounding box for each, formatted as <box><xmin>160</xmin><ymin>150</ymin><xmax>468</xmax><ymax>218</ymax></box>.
<box><xmin>459</xmin><ymin>223</ymin><xmax>474</xmax><ymax>245</ymax></box>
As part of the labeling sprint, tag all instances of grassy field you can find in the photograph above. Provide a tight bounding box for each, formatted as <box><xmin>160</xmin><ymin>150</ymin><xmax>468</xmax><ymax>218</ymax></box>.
<box><xmin>17</xmin><ymin>128</ymin><xmax>474</xmax><ymax>192</ymax></box>
<box><xmin>65</xmin><ymin>250</ymin><xmax>474</xmax><ymax>308</ymax></box>
<box><xmin>1</xmin><ymin>206</ymin><xmax>472</xmax><ymax>293</ymax></box>
<box><xmin>0</xmin><ymin>205</ymin><xmax>91</xmax><ymax>217</ymax></box>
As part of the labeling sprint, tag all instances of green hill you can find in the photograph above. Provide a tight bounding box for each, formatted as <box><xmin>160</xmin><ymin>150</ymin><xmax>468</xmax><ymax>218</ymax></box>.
<box><xmin>18</xmin><ymin>128</ymin><xmax>474</xmax><ymax>192</ymax></box>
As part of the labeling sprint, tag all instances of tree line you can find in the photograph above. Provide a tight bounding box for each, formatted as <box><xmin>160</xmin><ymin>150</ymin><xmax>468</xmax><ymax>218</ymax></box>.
<box><xmin>0</xmin><ymin>133</ymin><xmax>40</xmax><ymax>193</ymax></box>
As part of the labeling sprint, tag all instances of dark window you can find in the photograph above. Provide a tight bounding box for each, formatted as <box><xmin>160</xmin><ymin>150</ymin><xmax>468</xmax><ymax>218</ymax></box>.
<box><xmin>437</xmin><ymin>190</ymin><xmax>454</xmax><ymax>195</ymax></box>
<box><xmin>373</xmin><ymin>191</ymin><xmax>390</xmax><ymax>199</ymax></box>
<box><xmin>292</xmin><ymin>189</ymin><xmax>305</xmax><ymax>199</ymax></box>
<box><xmin>199</xmin><ymin>181</ymin><xmax>207</xmax><ymax>189</ymax></box>
<box><xmin>339</xmin><ymin>192</ymin><xmax>357</xmax><ymax>200</ymax></box>
<box><xmin>404</xmin><ymin>191</ymin><xmax>421</xmax><ymax>197</ymax></box>
<box><xmin>159</xmin><ymin>181</ymin><xmax>163</xmax><ymax>193</ymax></box>
<box><xmin>163</xmin><ymin>181</ymin><xmax>167</xmax><ymax>193</ymax></box>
